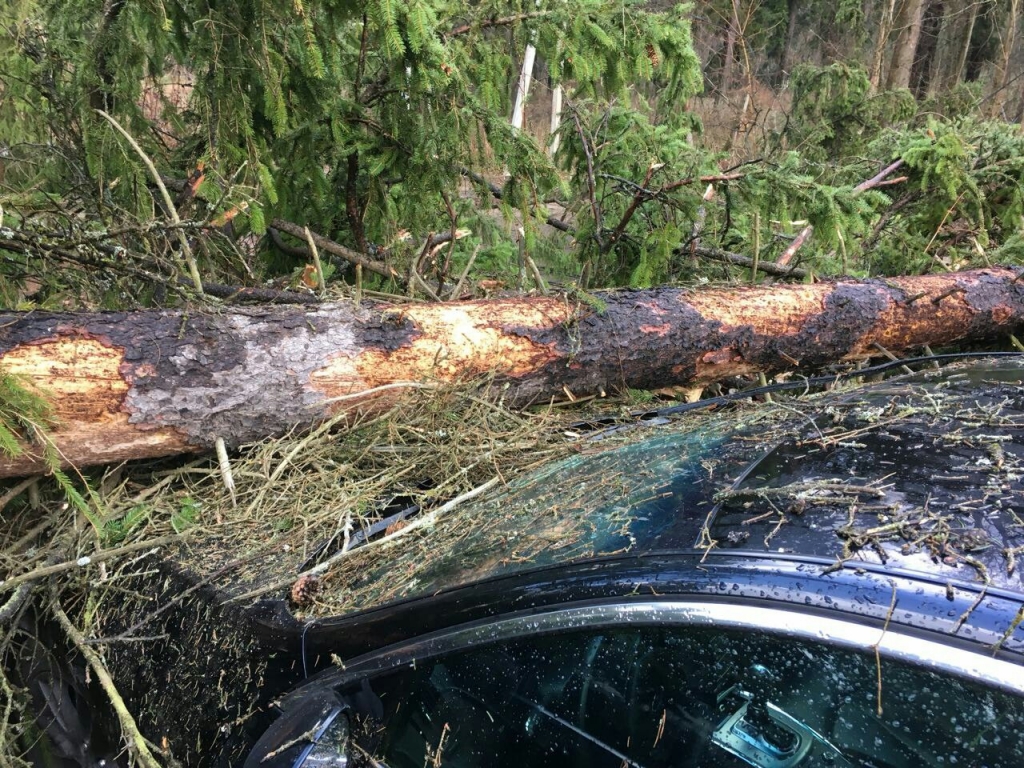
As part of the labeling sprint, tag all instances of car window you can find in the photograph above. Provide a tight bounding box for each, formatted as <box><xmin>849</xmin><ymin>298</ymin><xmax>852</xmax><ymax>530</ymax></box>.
<box><xmin>337</xmin><ymin>624</ymin><xmax>1024</xmax><ymax>768</ymax></box>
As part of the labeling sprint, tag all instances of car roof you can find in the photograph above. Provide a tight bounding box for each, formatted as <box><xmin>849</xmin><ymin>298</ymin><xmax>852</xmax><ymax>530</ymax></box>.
<box><xmin>307</xmin><ymin>357</ymin><xmax>1023</xmax><ymax>616</ymax></box>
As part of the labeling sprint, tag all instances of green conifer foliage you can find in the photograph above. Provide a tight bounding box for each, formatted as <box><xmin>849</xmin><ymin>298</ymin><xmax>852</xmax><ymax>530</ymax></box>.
<box><xmin>786</xmin><ymin>63</ymin><xmax>916</xmax><ymax>160</ymax></box>
<box><xmin>1</xmin><ymin>0</ymin><xmax>703</xmax><ymax>285</ymax></box>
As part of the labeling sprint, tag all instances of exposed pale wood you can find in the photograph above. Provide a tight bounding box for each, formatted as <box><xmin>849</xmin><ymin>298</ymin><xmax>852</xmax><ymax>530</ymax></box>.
<box><xmin>776</xmin><ymin>225</ymin><xmax>814</xmax><ymax>267</ymax></box>
<box><xmin>1</xmin><ymin>268</ymin><xmax>1022</xmax><ymax>477</ymax></box>
<box><xmin>511</xmin><ymin>43</ymin><xmax>536</xmax><ymax>131</ymax></box>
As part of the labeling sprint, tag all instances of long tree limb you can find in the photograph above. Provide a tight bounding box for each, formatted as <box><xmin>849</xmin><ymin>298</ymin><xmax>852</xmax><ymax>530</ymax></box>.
<box><xmin>270</xmin><ymin>218</ymin><xmax>398</xmax><ymax>279</ymax></box>
<box><xmin>0</xmin><ymin>536</ymin><xmax>182</xmax><ymax>593</ymax></box>
<box><xmin>691</xmin><ymin>245</ymin><xmax>807</xmax><ymax>278</ymax></box>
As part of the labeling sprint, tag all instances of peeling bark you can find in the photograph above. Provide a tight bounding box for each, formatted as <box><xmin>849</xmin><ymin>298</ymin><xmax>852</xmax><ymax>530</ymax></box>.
<box><xmin>1</xmin><ymin>268</ymin><xmax>1022</xmax><ymax>477</ymax></box>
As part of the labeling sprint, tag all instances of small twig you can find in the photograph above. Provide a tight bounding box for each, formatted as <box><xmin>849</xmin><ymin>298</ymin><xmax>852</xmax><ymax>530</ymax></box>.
<box><xmin>568</xmin><ymin>103</ymin><xmax>603</xmax><ymax>250</ymax></box>
<box><xmin>447</xmin><ymin>10</ymin><xmax>551</xmax><ymax>37</ymax></box>
<box><xmin>411</xmin><ymin>268</ymin><xmax>442</xmax><ymax>302</ymax></box>
<box><xmin>271</xmin><ymin>218</ymin><xmax>399</xmax><ymax>281</ymax></box>
<box><xmin>954</xmin><ymin>586</ymin><xmax>988</xmax><ymax>633</ymax></box>
<box><xmin>931</xmin><ymin>285</ymin><xmax>966</xmax><ymax>305</ymax></box>
<box><xmin>525</xmin><ymin>254</ymin><xmax>547</xmax><ymax>293</ymax></box>
<box><xmin>751</xmin><ymin>210</ymin><xmax>760</xmax><ymax>282</ymax></box>
<box><xmin>607</xmin><ymin>162</ymin><xmax>662</xmax><ymax>248</ymax></box>
<box><xmin>873</xmin><ymin>176</ymin><xmax>908</xmax><ymax>188</ymax></box>
<box><xmin>319</xmin><ymin>381</ymin><xmax>438</xmax><ymax>406</ymax></box>
<box><xmin>449</xmin><ymin>243</ymin><xmax>481</xmax><ymax>299</ymax></box>
<box><xmin>688</xmin><ymin>184</ymin><xmax>717</xmax><ymax>260</ymax></box>
<box><xmin>95</xmin><ymin>109</ymin><xmax>203</xmax><ymax>293</ymax></box>
<box><xmin>0</xmin><ymin>476</ymin><xmax>39</xmax><ymax>513</ymax></box>
<box><xmin>716</xmin><ymin>481</ymin><xmax>885</xmax><ymax>503</ymax></box>
<box><xmin>5</xmin><ymin>515</ymin><xmax>50</xmax><ymax>554</ymax></box>
<box><xmin>50</xmin><ymin>587</ymin><xmax>163</xmax><ymax>768</ymax></box>
<box><xmin>196</xmin><ymin>281</ymin><xmax>319</xmax><ymax>305</ymax></box>
<box><xmin>0</xmin><ymin>582</ymin><xmax>32</xmax><ymax>626</ymax></box>
<box><xmin>871</xmin><ymin>582</ymin><xmax>898</xmax><ymax>717</ymax></box>
<box><xmin>871</xmin><ymin>342</ymin><xmax>914</xmax><ymax>375</ymax></box>
<box><xmin>0</xmin><ymin>536</ymin><xmax>181</xmax><ymax>594</ymax></box>
<box><xmin>214</xmin><ymin>437</ymin><xmax>235</xmax><ymax>511</ymax></box>
<box><xmin>660</xmin><ymin>171</ymin><xmax>746</xmax><ymax>193</ymax></box>
<box><xmin>691</xmin><ymin>245</ymin><xmax>807</xmax><ymax>278</ymax></box>
<box><xmin>924</xmin><ymin>191</ymin><xmax>966</xmax><ymax>255</ymax></box>
<box><xmin>991</xmin><ymin>605</ymin><xmax>1024</xmax><ymax>656</ymax></box>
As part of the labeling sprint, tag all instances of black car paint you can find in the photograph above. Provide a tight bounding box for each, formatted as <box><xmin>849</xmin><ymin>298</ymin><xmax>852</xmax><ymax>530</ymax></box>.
<box><xmin>250</xmin><ymin>549</ymin><xmax>1024</xmax><ymax>688</ymax></box>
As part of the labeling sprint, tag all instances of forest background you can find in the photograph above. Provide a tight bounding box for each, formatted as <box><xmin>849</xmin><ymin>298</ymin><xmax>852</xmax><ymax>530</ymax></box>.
<box><xmin>3</xmin><ymin>1</ymin><xmax>1024</xmax><ymax>764</ymax></box>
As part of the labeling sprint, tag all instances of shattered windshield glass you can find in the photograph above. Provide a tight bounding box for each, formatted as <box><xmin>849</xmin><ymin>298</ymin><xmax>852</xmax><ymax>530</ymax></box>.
<box><xmin>318</xmin><ymin>360</ymin><xmax>1024</xmax><ymax>613</ymax></box>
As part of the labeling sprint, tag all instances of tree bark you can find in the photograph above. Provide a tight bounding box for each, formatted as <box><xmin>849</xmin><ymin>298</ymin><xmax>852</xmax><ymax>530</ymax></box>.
<box><xmin>926</xmin><ymin>0</ymin><xmax>956</xmax><ymax>96</ymax></box>
<box><xmin>871</xmin><ymin>0</ymin><xmax>900</xmax><ymax>89</ymax></box>
<box><xmin>912</xmin><ymin>0</ymin><xmax>945</xmax><ymax>95</ymax></box>
<box><xmin>779</xmin><ymin>0</ymin><xmax>800</xmax><ymax>80</ymax></box>
<box><xmin>988</xmin><ymin>0</ymin><xmax>1021</xmax><ymax>118</ymax></box>
<box><xmin>951</xmin><ymin>0</ymin><xmax>980</xmax><ymax>84</ymax></box>
<box><xmin>1</xmin><ymin>268</ymin><xmax>1022</xmax><ymax>478</ymax></box>
<box><xmin>720</xmin><ymin>0</ymin><xmax>741</xmax><ymax>94</ymax></box>
<box><xmin>887</xmin><ymin>0</ymin><xmax>930</xmax><ymax>90</ymax></box>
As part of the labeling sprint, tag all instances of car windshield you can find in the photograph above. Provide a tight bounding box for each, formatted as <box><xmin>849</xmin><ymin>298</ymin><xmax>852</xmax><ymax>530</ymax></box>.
<box><xmin>313</xmin><ymin>359</ymin><xmax>1024</xmax><ymax>615</ymax></box>
<box><xmin>337</xmin><ymin>621</ymin><xmax>1024</xmax><ymax>767</ymax></box>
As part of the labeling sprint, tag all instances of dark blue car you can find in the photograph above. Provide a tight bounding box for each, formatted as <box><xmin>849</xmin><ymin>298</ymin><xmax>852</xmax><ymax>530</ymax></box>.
<box><xmin>244</xmin><ymin>358</ymin><xmax>1024</xmax><ymax>768</ymax></box>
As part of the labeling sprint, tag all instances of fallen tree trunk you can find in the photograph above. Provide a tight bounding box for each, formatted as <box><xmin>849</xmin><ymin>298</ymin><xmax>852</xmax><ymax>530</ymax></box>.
<box><xmin>1</xmin><ymin>268</ymin><xmax>1022</xmax><ymax>477</ymax></box>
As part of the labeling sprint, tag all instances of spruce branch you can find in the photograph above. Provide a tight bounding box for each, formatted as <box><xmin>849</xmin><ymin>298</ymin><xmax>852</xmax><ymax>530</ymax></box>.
<box><xmin>607</xmin><ymin>161</ymin><xmax>664</xmax><ymax>249</ymax></box>
<box><xmin>95</xmin><ymin>110</ymin><xmax>204</xmax><ymax>294</ymax></box>
<box><xmin>270</xmin><ymin>219</ymin><xmax>400</xmax><ymax>281</ymax></box>
<box><xmin>853</xmin><ymin>159</ymin><xmax>906</xmax><ymax>195</ymax></box>
<box><xmin>568</xmin><ymin>102</ymin><xmax>604</xmax><ymax>251</ymax></box>
<box><xmin>448</xmin><ymin>11</ymin><xmax>553</xmax><ymax>38</ymax></box>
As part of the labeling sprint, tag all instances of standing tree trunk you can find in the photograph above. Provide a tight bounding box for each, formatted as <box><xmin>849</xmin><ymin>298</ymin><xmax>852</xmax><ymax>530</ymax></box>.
<box><xmin>549</xmin><ymin>82</ymin><xmax>563</xmax><ymax>157</ymax></box>
<box><xmin>871</xmin><ymin>0</ymin><xmax>901</xmax><ymax>88</ymax></box>
<box><xmin>887</xmin><ymin>0</ymin><xmax>930</xmax><ymax>89</ymax></box>
<box><xmin>989</xmin><ymin>0</ymin><xmax>1022</xmax><ymax>117</ymax></box>
<box><xmin>720</xmin><ymin>0</ymin><xmax>741</xmax><ymax>94</ymax></box>
<box><xmin>0</xmin><ymin>269</ymin><xmax>1022</xmax><ymax>478</ymax></box>
<box><xmin>927</xmin><ymin>0</ymin><xmax>956</xmax><ymax>97</ymax></box>
<box><xmin>952</xmin><ymin>0</ymin><xmax>981</xmax><ymax>84</ymax></box>
<box><xmin>912</xmin><ymin>1</ymin><xmax>946</xmax><ymax>95</ymax></box>
<box><xmin>778</xmin><ymin>0</ymin><xmax>800</xmax><ymax>80</ymax></box>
